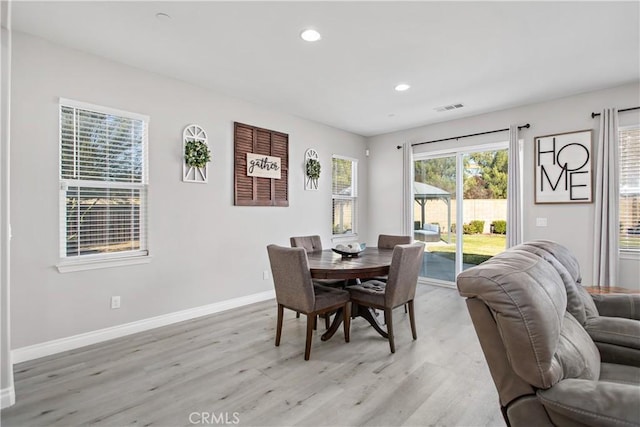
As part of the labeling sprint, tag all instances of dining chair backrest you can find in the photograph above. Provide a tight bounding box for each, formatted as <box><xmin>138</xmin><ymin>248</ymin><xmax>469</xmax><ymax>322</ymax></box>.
<box><xmin>267</xmin><ymin>245</ymin><xmax>315</xmax><ymax>313</ymax></box>
<box><xmin>377</xmin><ymin>234</ymin><xmax>411</xmax><ymax>249</ymax></box>
<box><xmin>385</xmin><ymin>243</ymin><xmax>425</xmax><ymax>308</ymax></box>
<box><xmin>290</xmin><ymin>235</ymin><xmax>323</xmax><ymax>253</ymax></box>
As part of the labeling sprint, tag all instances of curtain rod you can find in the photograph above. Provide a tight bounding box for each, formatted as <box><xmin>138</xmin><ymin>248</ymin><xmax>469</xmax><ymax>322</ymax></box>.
<box><xmin>396</xmin><ymin>123</ymin><xmax>530</xmax><ymax>150</ymax></box>
<box><xmin>591</xmin><ymin>106</ymin><xmax>640</xmax><ymax>118</ymax></box>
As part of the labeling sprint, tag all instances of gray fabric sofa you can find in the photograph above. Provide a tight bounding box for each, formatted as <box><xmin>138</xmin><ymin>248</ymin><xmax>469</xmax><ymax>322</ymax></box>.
<box><xmin>457</xmin><ymin>242</ymin><xmax>640</xmax><ymax>426</ymax></box>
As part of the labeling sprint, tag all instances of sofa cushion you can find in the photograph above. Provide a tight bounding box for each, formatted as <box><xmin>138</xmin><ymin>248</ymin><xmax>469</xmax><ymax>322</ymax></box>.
<box><xmin>521</xmin><ymin>240</ymin><xmax>582</xmax><ymax>283</ymax></box>
<box><xmin>585</xmin><ymin>316</ymin><xmax>640</xmax><ymax>351</ymax></box>
<box><xmin>423</xmin><ymin>223</ymin><xmax>438</xmax><ymax>232</ymax></box>
<box><xmin>592</xmin><ymin>294</ymin><xmax>640</xmax><ymax>321</ymax></box>
<box><xmin>537</xmin><ymin>378</ymin><xmax>640</xmax><ymax>427</ymax></box>
<box><xmin>515</xmin><ymin>242</ymin><xmax>591</xmax><ymax>324</ymax></box>
<box><xmin>599</xmin><ymin>362</ymin><xmax>640</xmax><ymax>385</ymax></box>
<box><xmin>518</xmin><ymin>240</ymin><xmax>600</xmax><ymax>319</ymax></box>
<box><xmin>348</xmin><ymin>280</ymin><xmax>386</xmax><ymax>307</ymax></box>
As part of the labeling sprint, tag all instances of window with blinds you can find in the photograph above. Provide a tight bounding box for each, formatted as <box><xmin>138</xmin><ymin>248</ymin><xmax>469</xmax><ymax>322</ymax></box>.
<box><xmin>59</xmin><ymin>99</ymin><xmax>149</xmax><ymax>260</ymax></box>
<box><xmin>332</xmin><ymin>155</ymin><xmax>357</xmax><ymax>235</ymax></box>
<box><xmin>620</xmin><ymin>126</ymin><xmax>640</xmax><ymax>252</ymax></box>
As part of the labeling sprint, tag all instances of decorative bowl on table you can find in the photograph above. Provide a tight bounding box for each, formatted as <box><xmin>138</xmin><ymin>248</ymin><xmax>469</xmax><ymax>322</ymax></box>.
<box><xmin>332</xmin><ymin>243</ymin><xmax>366</xmax><ymax>258</ymax></box>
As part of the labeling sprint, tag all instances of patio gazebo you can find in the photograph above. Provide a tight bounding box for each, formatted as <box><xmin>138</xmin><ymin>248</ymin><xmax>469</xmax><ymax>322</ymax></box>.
<box><xmin>413</xmin><ymin>181</ymin><xmax>452</xmax><ymax>243</ymax></box>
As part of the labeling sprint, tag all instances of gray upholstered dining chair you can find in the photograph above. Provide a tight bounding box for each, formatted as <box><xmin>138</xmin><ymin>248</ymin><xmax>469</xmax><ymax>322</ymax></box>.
<box><xmin>375</xmin><ymin>234</ymin><xmax>412</xmax><ymax>282</ymax></box>
<box><xmin>347</xmin><ymin>242</ymin><xmax>425</xmax><ymax>353</ymax></box>
<box><xmin>377</xmin><ymin>234</ymin><xmax>411</xmax><ymax>249</ymax></box>
<box><xmin>290</xmin><ymin>235</ymin><xmax>324</xmax><ymax>253</ymax></box>
<box><xmin>290</xmin><ymin>235</ymin><xmax>344</xmax><ymax>326</ymax></box>
<box><xmin>267</xmin><ymin>244</ymin><xmax>351</xmax><ymax>360</ymax></box>
<box><xmin>290</xmin><ymin>236</ymin><xmax>343</xmax><ymax>289</ymax></box>
<box><xmin>376</xmin><ymin>234</ymin><xmax>413</xmax><ymax>312</ymax></box>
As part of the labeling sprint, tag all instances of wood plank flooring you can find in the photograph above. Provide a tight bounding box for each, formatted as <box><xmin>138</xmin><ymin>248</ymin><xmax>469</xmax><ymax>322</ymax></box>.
<box><xmin>1</xmin><ymin>285</ymin><xmax>504</xmax><ymax>427</ymax></box>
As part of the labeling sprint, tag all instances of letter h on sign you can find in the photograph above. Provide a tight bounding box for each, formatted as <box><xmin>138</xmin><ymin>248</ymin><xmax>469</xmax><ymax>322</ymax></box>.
<box><xmin>534</xmin><ymin>130</ymin><xmax>592</xmax><ymax>204</ymax></box>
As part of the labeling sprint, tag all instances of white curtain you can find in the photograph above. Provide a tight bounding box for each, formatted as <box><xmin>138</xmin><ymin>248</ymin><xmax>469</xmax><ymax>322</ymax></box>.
<box><xmin>593</xmin><ymin>108</ymin><xmax>619</xmax><ymax>288</ymax></box>
<box><xmin>507</xmin><ymin>125</ymin><xmax>523</xmax><ymax>247</ymax></box>
<box><xmin>402</xmin><ymin>142</ymin><xmax>413</xmax><ymax>237</ymax></box>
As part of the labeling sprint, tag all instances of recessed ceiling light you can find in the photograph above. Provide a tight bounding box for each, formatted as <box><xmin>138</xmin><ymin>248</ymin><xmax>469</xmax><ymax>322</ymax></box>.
<box><xmin>155</xmin><ymin>12</ymin><xmax>171</xmax><ymax>21</ymax></box>
<box><xmin>395</xmin><ymin>83</ymin><xmax>410</xmax><ymax>92</ymax></box>
<box><xmin>300</xmin><ymin>29</ymin><xmax>321</xmax><ymax>42</ymax></box>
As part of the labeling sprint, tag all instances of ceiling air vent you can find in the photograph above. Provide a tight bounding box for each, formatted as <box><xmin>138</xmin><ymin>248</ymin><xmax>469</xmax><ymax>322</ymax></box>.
<box><xmin>435</xmin><ymin>103</ymin><xmax>464</xmax><ymax>112</ymax></box>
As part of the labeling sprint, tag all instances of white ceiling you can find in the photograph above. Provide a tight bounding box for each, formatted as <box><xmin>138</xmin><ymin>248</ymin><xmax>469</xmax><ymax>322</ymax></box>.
<box><xmin>11</xmin><ymin>1</ymin><xmax>640</xmax><ymax>137</ymax></box>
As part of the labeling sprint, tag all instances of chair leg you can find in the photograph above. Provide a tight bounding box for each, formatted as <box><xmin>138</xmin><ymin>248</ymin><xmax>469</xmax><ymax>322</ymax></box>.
<box><xmin>404</xmin><ymin>304</ymin><xmax>408</xmax><ymax>313</ymax></box>
<box><xmin>325</xmin><ymin>312</ymin><xmax>331</xmax><ymax>330</ymax></box>
<box><xmin>305</xmin><ymin>314</ymin><xmax>315</xmax><ymax>361</ymax></box>
<box><xmin>313</xmin><ymin>315</ymin><xmax>317</xmax><ymax>330</ymax></box>
<box><xmin>275</xmin><ymin>304</ymin><xmax>284</xmax><ymax>347</ymax></box>
<box><xmin>343</xmin><ymin>303</ymin><xmax>351</xmax><ymax>343</ymax></box>
<box><xmin>296</xmin><ymin>312</ymin><xmax>300</xmax><ymax>318</ymax></box>
<box><xmin>408</xmin><ymin>300</ymin><xmax>417</xmax><ymax>340</ymax></box>
<box><xmin>384</xmin><ymin>307</ymin><xmax>395</xmax><ymax>353</ymax></box>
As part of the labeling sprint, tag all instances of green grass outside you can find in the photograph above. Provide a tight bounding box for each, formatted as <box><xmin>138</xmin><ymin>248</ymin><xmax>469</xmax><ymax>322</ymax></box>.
<box><xmin>429</xmin><ymin>234</ymin><xmax>507</xmax><ymax>265</ymax></box>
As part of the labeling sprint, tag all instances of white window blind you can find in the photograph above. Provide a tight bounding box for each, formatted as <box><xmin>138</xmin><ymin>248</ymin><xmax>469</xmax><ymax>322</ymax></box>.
<box><xmin>332</xmin><ymin>156</ymin><xmax>357</xmax><ymax>235</ymax></box>
<box><xmin>59</xmin><ymin>99</ymin><xmax>149</xmax><ymax>260</ymax></box>
<box><xmin>620</xmin><ymin>126</ymin><xmax>640</xmax><ymax>252</ymax></box>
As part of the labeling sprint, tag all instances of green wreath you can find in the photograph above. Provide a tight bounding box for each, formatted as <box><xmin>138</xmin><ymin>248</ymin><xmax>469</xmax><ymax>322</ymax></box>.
<box><xmin>305</xmin><ymin>158</ymin><xmax>321</xmax><ymax>180</ymax></box>
<box><xmin>184</xmin><ymin>140</ymin><xmax>211</xmax><ymax>168</ymax></box>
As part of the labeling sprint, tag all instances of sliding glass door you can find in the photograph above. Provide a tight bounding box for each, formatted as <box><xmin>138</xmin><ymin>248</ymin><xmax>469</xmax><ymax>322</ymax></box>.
<box><xmin>460</xmin><ymin>149</ymin><xmax>509</xmax><ymax>272</ymax></box>
<box><xmin>413</xmin><ymin>144</ymin><xmax>508</xmax><ymax>284</ymax></box>
<box><xmin>414</xmin><ymin>155</ymin><xmax>457</xmax><ymax>282</ymax></box>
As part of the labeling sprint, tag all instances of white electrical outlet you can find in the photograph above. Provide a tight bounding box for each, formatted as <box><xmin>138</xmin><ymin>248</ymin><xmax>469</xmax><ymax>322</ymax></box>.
<box><xmin>263</xmin><ymin>270</ymin><xmax>270</xmax><ymax>280</ymax></box>
<box><xmin>536</xmin><ymin>217</ymin><xmax>548</xmax><ymax>227</ymax></box>
<box><xmin>111</xmin><ymin>296</ymin><xmax>121</xmax><ymax>309</ymax></box>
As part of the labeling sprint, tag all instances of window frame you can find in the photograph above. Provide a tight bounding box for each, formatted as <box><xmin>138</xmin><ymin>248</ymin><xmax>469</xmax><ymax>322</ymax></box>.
<box><xmin>331</xmin><ymin>154</ymin><xmax>358</xmax><ymax>237</ymax></box>
<box><xmin>619</xmin><ymin>124</ymin><xmax>640</xmax><ymax>257</ymax></box>
<box><xmin>56</xmin><ymin>98</ymin><xmax>151</xmax><ymax>273</ymax></box>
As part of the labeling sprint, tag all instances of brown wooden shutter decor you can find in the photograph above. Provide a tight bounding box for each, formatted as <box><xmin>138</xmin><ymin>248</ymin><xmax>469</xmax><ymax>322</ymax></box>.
<box><xmin>234</xmin><ymin>122</ymin><xmax>289</xmax><ymax>206</ymax></box>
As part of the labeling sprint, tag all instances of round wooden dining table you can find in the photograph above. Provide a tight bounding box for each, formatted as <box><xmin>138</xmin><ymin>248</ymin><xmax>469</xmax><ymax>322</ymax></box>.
<box><xmin>306</xmin><ymin>247</ymin><xmax>394</xmax><ymax>341</ymax></box>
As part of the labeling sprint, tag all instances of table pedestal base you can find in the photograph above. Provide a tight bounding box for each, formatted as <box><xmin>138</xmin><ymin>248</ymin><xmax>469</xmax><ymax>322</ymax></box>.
<box><xmin>321</xmin><ymin>303</ymin><xmax>388</xmax><ymax>341</ymax></box>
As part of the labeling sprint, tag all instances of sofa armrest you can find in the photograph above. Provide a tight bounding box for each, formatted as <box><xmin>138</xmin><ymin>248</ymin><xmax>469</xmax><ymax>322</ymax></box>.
<box><xmin>537</xmin><ymin>379</ymin><xmax>640</xmax><ymax>427</ymax></box>
<box><xmin>591</xmin><ymin>294</ymin><xmax>640</xmax><ymax>320</ymax></box>
<box><xmin>584</xmin><ymin>317</ymin><xmax>640</xmax><ymax>350</ymax></box>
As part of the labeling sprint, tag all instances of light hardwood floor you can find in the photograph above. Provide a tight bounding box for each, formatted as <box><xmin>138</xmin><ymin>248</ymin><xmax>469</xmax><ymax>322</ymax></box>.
<box><xmin>1</xmin><ymin>284</ymin><xmax>504</xmax><ymax>427</ymax></box>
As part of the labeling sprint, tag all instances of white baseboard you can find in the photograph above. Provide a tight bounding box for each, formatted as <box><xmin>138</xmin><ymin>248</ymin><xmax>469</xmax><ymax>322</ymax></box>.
<box><xmin>1</xmin><ymin>385</ymin><xmax>15</xmax><ymax>409</ymax></box>
<box><xmin>12</xmin><ymin>290</ymin><xmax>275</xmax><ymax>364</ymax></box>
<box><xmin>418</xmin><ymin>277</ymin><xmax>456</xmax><ymax>290</ymax></box>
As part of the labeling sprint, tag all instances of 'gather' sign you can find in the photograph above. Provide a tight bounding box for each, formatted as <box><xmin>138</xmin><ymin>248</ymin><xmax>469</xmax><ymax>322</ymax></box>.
<box><xmin>246</xmin><ymin>153</ymin><xmax>281</xmax><ymax>179</ymax></box>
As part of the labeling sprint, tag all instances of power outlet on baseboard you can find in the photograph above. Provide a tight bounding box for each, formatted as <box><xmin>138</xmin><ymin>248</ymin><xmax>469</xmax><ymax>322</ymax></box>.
<box><xmin>110</xmin><ymin>296</ymin><xmax>121</xmax><ymax>309</ymax></box>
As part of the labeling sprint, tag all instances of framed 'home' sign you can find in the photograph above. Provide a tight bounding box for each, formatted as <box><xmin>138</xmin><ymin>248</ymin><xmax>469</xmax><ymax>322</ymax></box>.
<box><xmin>234</xmin><ymin>122</ymin><xmax>289</xmax><ymax>206</ymax></box>
<box><xmin>534</xmin><ymin>129</ymin><xmax>592</xmax><ymax>204</ymax></box>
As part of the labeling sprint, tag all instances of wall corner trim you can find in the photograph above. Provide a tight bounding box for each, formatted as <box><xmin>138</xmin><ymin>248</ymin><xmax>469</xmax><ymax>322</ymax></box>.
<box><xmin>1</xmin><ymin>386</ymin><xmax>15</xmax><ymax>409</ymax></box>
<box><xmin>11</xmin><ymin>290</ymin><xmax>276</xmax><ymax>364</ymax></box>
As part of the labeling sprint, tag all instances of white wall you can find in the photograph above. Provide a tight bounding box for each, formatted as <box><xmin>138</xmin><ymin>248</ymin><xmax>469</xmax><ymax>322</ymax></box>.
<box><xmin>367</xmin><ymin>82</ymin><xmax>640</xmax><ymax>289</ymax></box>
<box><xmin>9</xmin><ymin>32</ymin><xmax>368</xmax><ymax>349</ymax></box>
